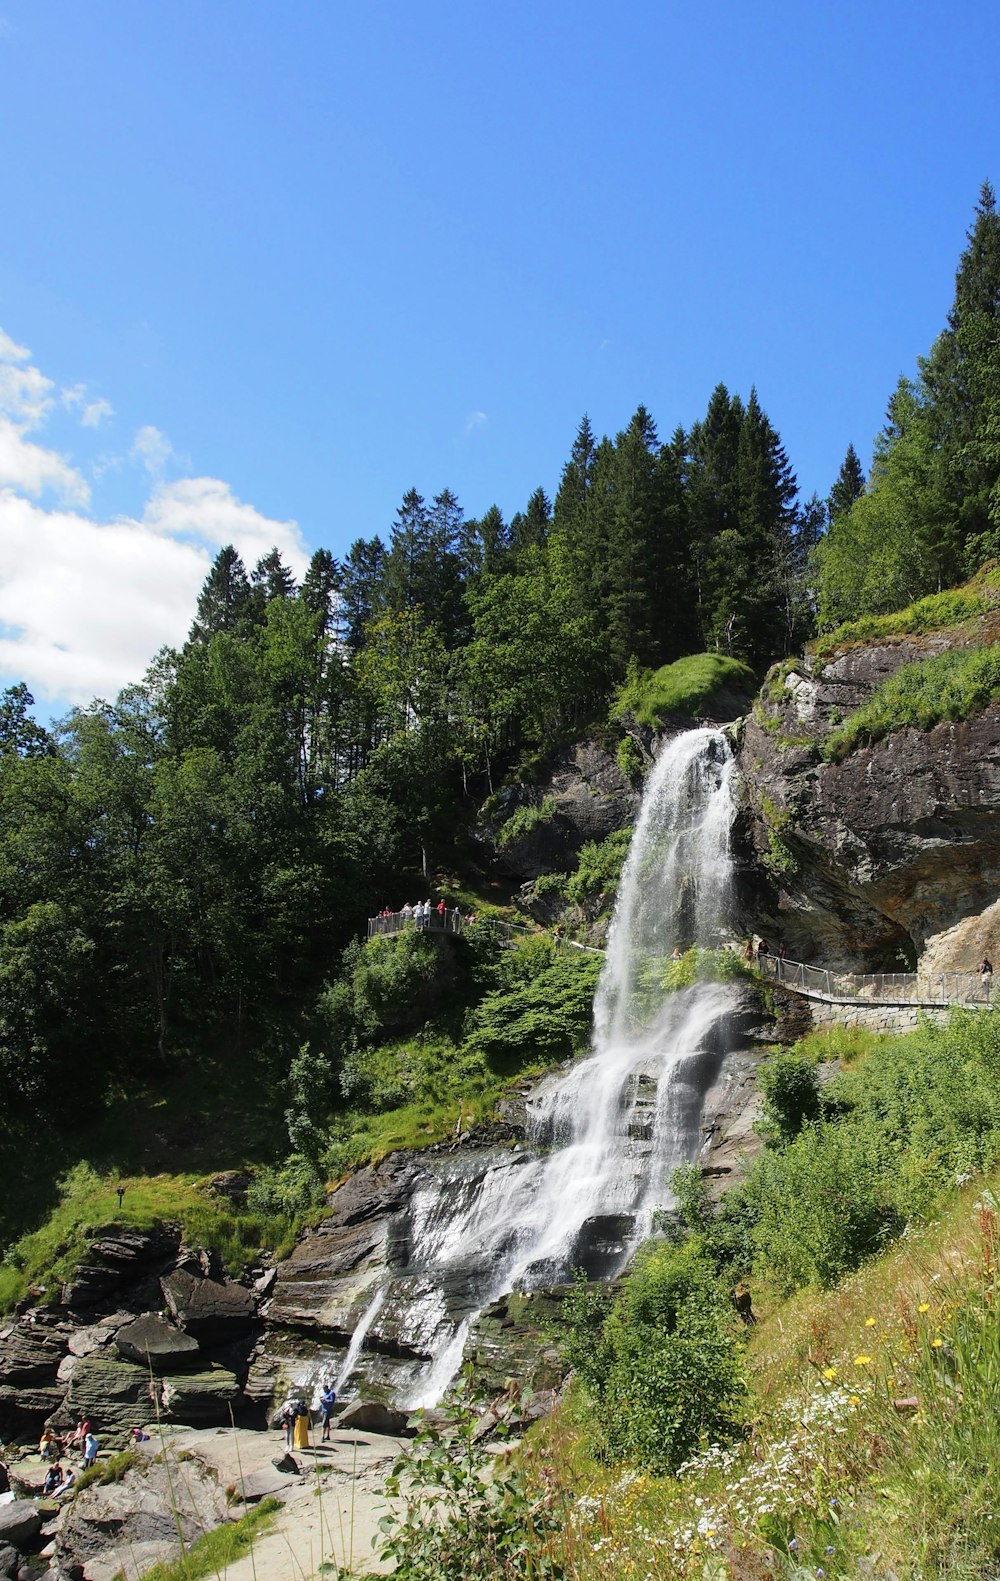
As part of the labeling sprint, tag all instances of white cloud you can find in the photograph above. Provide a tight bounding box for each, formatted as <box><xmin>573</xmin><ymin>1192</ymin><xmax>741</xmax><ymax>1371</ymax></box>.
<box><xmin>131</xmin><ymin>423</ymin><xmax>173</xmax><ymax>475</ymax></box>
<box><xmin>464</xmin><ymin>410</ymin><xmax>487</xmax><ymax>435</ymax></box>
<box><xmin>0</xmin><ymin>417</ymin><xmax>90</xmax><ymax>505</ymax></box>
<box><xmin>0</xmin><ymin>484</ymin><xmax>309</xmax><ymax>705</ymax></box>
<box><xmin>0</xmin><ymin>327</ymin><xmax>310</xmax><ymax>707</ymax></box>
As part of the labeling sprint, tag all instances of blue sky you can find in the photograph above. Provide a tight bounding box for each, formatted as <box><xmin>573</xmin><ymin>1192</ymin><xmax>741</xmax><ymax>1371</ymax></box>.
<box><xmin>0</xmin><ymin>0</ymin><xmax>996</xmax><ymax>710</ymax></box>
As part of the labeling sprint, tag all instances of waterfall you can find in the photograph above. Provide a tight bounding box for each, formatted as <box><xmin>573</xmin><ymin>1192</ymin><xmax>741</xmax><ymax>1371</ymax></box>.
<box><xmin>337</xmin><ymin>727</ymin><xmax>739</xmax><ymax>1407</ymax></box>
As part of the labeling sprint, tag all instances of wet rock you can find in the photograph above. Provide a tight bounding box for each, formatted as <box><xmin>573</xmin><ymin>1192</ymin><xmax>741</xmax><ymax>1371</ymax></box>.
<box><xmin>116</xmin><ymin>1316</ymin><xmax>200</xmax><ymax>1370</ymax></box>
<box><xmin>335</xmin><ymin>1400</ymin><xmax>410</xmax><ymax>1437</ymax></box>
<box><xmin>160</xmin><ymin>1269</ymin><xmax>255</xmax><ymax>1341</ymax></box>
<box><xmin>0</xmin><ymin>1505</ymin><xmax>42</xmax><ymax>1550</ymax></box>
<box><xmin>266</xmin><ymin>1153</ymin><xmax>422</xmax><ymax>1335</ymax></box>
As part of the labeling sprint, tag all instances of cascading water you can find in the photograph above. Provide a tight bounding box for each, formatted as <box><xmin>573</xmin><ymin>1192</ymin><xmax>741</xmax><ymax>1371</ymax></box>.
<box><xmin>331</xmin><ymin>727</ymin><xmax>739</xmax><ymax>1408</ymax></box>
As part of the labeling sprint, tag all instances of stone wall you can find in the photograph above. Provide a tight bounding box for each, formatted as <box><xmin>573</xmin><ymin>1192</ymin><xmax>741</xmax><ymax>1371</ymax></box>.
<box><xmin>804</xmin><ymin>999</ymin><xmax>952</xmax><ymax>1034</ymax></box>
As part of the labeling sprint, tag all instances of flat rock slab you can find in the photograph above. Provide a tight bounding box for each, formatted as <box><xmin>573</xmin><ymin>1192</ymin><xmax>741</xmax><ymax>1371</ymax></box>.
<box><xmin>116</xmin><ymin>1316</ymin><xmax>200</xmax><ymax>1369</ymax></box>
<box><xmin>160</xmin><ymin>1366</ymin><xmax>240</xmax><ymax>1423</ymax></box>
<box><xmin>0</xmin><ymin>1503</ymin><xmax>42</xmax><ymax>1549</ymax></box>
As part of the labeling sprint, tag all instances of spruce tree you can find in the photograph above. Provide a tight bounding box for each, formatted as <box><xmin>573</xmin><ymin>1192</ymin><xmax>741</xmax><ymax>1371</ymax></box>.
<box><xmin>827</xmin><ymin>444</ymin><xmax>865</xmax><ymax>523</ymax></box>
<box><xmin>189</xmin><ymin>545</ymin><xmax>253</xmax><ymax>642</ymax></box>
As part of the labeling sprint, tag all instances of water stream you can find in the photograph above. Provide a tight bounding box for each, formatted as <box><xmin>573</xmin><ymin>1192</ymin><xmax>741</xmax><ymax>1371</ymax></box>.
<box><xmin>336</xmin><ymin>727</ymin><xmax>739</xmax><ymax>1407</ymax></box>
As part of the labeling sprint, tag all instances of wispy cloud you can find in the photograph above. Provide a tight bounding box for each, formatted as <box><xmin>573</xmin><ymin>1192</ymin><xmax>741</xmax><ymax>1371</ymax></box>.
<box><xmin>63</xmin><ymin>383</ymin><xmax>114</xmax><ymax>428</ymax></box>
<box><xmin>0</xmin><ymin>329</ymin><xmax>88</xmax><ymax>504</ymax></box>
<box><xmin>464</xmin><ymin>409</ymin><xmax>487</xmax><ymax>435</ymax></box>
<box><xmin>131</xmin><ymin>423</ymin><xmax>173</xmax><ymax>476</ymax></box>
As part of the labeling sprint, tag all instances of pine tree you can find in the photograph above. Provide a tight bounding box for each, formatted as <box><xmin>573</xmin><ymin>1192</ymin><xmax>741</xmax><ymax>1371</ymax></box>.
<box><xmin>251</xmin><ymin>548</ymin><xmax>297</xmax><ymax>602</ymax></box>
<box><xmin>340</xmin><ymin>537</ymin><xmax>386</xmax><ymax>653</ymax></box>
<box><xmin>189</xmin><ymin>546</ymin><xmax>253</xmax><ymax>642</ymax></box>
<box><xmin>827</xmin><ymin>444</ymin><xmax>865</xmax><ymax>523</ymax></box>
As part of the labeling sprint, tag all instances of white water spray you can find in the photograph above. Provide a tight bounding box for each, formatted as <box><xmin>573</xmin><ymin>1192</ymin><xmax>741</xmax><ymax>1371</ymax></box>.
<box><xmin>340</xmin><ymin>728</ymin><xmax>739</xmax><ymax>1406</ymax></box>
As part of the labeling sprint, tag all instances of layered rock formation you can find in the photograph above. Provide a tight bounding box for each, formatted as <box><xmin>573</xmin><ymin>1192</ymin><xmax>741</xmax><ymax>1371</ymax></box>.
<box><xmin>739</xmin><ymin>636</ymin><xmax>1000</xmax><ymax>973</ymax></box>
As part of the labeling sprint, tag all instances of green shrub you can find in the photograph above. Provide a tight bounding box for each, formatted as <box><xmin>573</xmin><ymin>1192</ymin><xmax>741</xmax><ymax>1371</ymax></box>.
<box><xmin>565</xmin><ymin>827</ymin><xmax>633</xmax><ymax>907</ymax></box>
<box><xmin>377</xmin><ymin>1367</ymin><xmax>567</xmax><ymax>1578</ymax></box>
<box><xmin>615</xmin><ymin>733</ymin><xmax>645</xmax><ymax>783</ymax></box>
<box><xmin>496</xmin><ymin>797</ymin><xmax>558</xmax><ymax>848</ymax></box>
<box><xmin>560</xmin><ymin>1239</ymin><xmax>748</xmax><ymax>1475</ymax></box>
<box><xmin>611</xmin><ymin>653</ymin><xmax>755</xmax><ymax>730</ymax></box>
<box><xmin>743</xmin><ymin>1120</ymin><xmax>901</xmax><ymax>1293</ymax></box>
<box><xmin>318</xmin><ymin>930</ymin><xmax>458</xmax><ymax>1050</ymax></box>
<box><xmin>72</xmin><ymin>1450</ymin><xmax>138</xmax><ymax>1494</ymax></box>
<box><xmin>757</xmin><ymin>1050</ymin><xmax>822</xmax><ymax>1145</ymax></box>
<box><xmin>531</xmin><ymin>870</ymin><xmax>569</xmax><ymax>901</ymax></box>
<box><xmin>464</xmin><ymin>941</ymin><xmax>601</xmax><ymax>1072</ymax></box>
<box><xmin>824</xmin><ymin>642</ymin><xmax>1000</xmax><ymax>760</ymax></box>
<box><xmin>661</xmin><ymin>947</ymin><xmax>748</xmax><ymax>993</ymax></box>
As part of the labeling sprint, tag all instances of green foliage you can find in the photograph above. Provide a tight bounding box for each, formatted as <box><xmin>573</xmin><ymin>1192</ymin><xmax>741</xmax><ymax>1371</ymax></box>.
<box><xmin>742</xmin><ymin>1120</ymin><xmax>902</xmax><ymax>1293</ymax></box>
<box><xmin>756</xmin><ymin>1050</ymin><xmax>822</xmax><ymax>1146</ymax></box>
<box><xmin>496</xmin><ymin>798</ymin><xmax>558</xmax><ymax>849</ymax></box>
<box><xmin>823</xmin><ymin>642</ymin><xmax>1000</xmax><ymax>760</ymax></box>
<box><xmin>615</xmin><ymin>733</ymin><xmax>645</xmax><ymax>783</ymax></box>
<box><xmin>564</xmin><ymin>827</ymin><xmax>633</xmax><ymax>908</ymax></box>
<box><xmin>559</xmin><ymin>1239</ymin><xmax>748</xmax><ymax>1475</ymax></box>
<box><xmin>464</xmin><ymin>940</ymin><xmax>601</xmax><ymax>1071</ymax></box>
<box><xmin>72</xmin><ymin>1451</ymin><xmax>139</xmax><ymax>1493</ymax></box>
<box><xmin>724</xmin><ymin>1009</ymin><xmax>1000</xmax><ymax>1296</ymax></box>
<box><xmin>611</xmin><ymin>653</ymin><xmax>755</xmax><ymax>730</ymax></box>
<box><xmin>134</xmin><ymin>1497</ymin><xmax>282</xmax><ymax>1581</ymax></box>
<box><xmin>377</xmin><ymin>1367</ymin><xmax>567</xmax><ymax>1579</ymax></box>
<box><xmin>318</xmin><ymin>931</ymin><xmax>459</xmax><ymax>1054</ymax></box>
<box><xmin>812</xmin><ymin>575</ymin><xmax>996</xmax><ymax>658</ymax></box>
<box><xmin>243</xmin><ymin>1154</ymin><xmax>326</xmax><ymax>1218</ymax></box>
<box><xmin>661</xmin><ymin>946</ymin><xmax>748</xmax><ymax>993</ymax></box>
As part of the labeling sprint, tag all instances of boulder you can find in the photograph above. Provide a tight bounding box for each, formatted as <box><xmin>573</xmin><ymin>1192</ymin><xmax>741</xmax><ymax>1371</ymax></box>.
<box><xmin>67</xmin><ymin>1325</ymin><xmax>117</xmax><ymax>1359</ymax></box>
<box><xmin>0</xmin><ymin>1322</ymin><xmax>69</xmax><ymax>1386</ymax></box>
<box><xmin>0</xmin><ymin>1545</ymin><xmax>18</xmax><ymax>1578</ymax></box>
<box><xmin>0</xmin><ymin>1505</ymin><xmax>42</xmax><ymax>1550</ymax></box>
<box><xmin>160</xmin><ymin>1270</ymin><xmax>255</xmax><ymax>1341</ymax></box>
<box><xmin>271</xmin><ymin>1453</ymin><xmax>299</xmax><ymax>1474</ymax></box>
<box><xmin>57</xmin><ymin>1453</ymin><xmax>227</xmax><ymax>1579</ymax></box>
<box><xmin>335</xmin><ymin>1399</ymin><xmax>410</xmax><ymax>1436</ymax></box>
<box><xmin>115</xmin><ymin>1316</ymin><xmax>200</xmax><ymax>1370</ymax></box>
<box><xmin>0</xmin><ymin>1386</ymin><xmax>67</xmax><ymax>1442</ymax></box>
<box><xmin>87</xmin><ymin>1228</ymin><xmax>180</xmax><ymax>1267</ymax></box>
<box><xmin>160</xmin><ymin>1366</ymin><xmax>240</xmax><ymax>1424</ymax></box>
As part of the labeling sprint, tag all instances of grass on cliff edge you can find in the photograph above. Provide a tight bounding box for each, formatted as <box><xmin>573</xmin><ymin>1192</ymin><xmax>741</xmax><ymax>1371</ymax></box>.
<box><xmin>811</xmin><ymin>561</ymin><xmax>1000</xmax><ymax>658</ymax></box>
<box><xmin>612</xmin><ymin>653</ymin><xmax>755</xmax><ymax>730</ymax></box>
<box><xmin>0</xmin><ymin>1164</ymin><xmax>299</xmax><ymax>1314</ymax></box>
<box><xmin>823</xmin><ymin>640</ymin><xmax>1000</xmax><ymax>760</ymax></box>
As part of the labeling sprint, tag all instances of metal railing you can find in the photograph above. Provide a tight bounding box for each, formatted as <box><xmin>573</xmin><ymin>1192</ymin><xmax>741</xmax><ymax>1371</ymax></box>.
<box><xmin>366</xmin><ymin>910</ymin><xmax>602</xmax><ymax>953</ymax></box>
<box><xmin>758</xmin><ymin>953</ymin><xmax>995</xmax><ymax>1008</ymax></box>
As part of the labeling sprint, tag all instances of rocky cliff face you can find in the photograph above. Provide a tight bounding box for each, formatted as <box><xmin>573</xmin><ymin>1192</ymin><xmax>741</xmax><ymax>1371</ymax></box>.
<box><xmin>738</xmin><ymin>635</ymin><xmax>1000</xmax><ymax>974</ymax></box>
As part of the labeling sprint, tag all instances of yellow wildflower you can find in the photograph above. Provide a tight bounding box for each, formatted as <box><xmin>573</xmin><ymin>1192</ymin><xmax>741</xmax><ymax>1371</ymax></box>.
<box><xmin>822</xmin><ymin>1366</ymin><xmax>837</xmax><ymax>1380</ymax></box>
<box><xmin>931</xmin><ymin>1337</ymin><xmax>944</xmax><ymax>1348</ymax></box>
<box><xmin>853</xmin><ymin>1355</ymin><xmax>872</xmax><ymax>1366</ymax></box>
<box><xmin>865</xmin><ymin>1317</ymin><xmax>876</xmax><ymax>1327</ymax></box>
<box><xmin>917</xmin><ymin>1302</ymin><xmax>930</xmax><ymax>1313</ymax></box>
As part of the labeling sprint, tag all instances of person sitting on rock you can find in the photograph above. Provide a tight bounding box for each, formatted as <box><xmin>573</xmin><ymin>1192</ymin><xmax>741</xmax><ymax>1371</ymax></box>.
<box><xmin>43</xmin><ymin>1463</ymin><xmax>63</xmax><ymax>1496</ymax></box>
<box><xmin>39</xmin><ymin>1428</ymin><xmax>61</xmax><ymax>1461</ymax></box>
<box><xmin>54</xmin><ymin>1469</ymin><xmax>75</xmax><ymax>1497</ymax></box>
<box><xmin>131</xmin><ymin>1427</ymin><xmax>151</xmax><ymax>1443</ymax></box>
